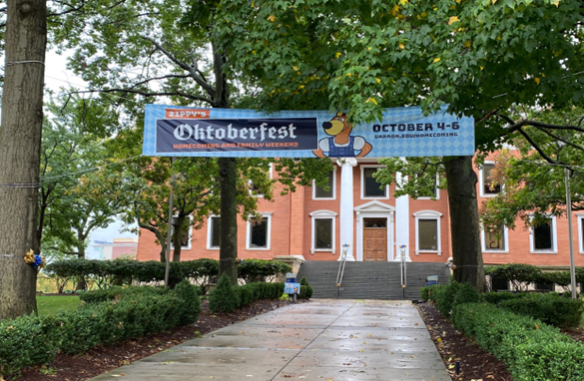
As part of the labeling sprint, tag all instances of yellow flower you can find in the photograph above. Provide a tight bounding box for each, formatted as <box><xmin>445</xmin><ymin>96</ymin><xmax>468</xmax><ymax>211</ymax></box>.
<box><xmin>433</xmin><ymin>57</ymin><xmax>441</xmax><ymax>63</ymax></box>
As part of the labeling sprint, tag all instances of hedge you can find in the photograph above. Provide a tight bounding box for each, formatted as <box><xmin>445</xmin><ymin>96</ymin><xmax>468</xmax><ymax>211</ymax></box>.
<box><xmin>485</xmin><ymin>264</ymin><xmax>584</xmax><ymax>292</ymax></box>
<box><xmin>44</xmin><ymin>258</ymin><xmax>291</xmax><ymax>292</ymax></box>
<box><xmin>209</xmin><ymin>275</ymin><xmax>286</xmax><ymax>314</ymax></box>
<box><xmin>0</xmin><ymin>281</ymin><xmax>200</xmax><ymax>377</ymax></box>
<box><xmin>452</xmin><ymin>303</ymin><xmax>584</xmax><ymax>381</ymax></box>
<box><xmin>497</xmin><ymin>293</ymin><xmax>584</xmax><ymax>329</ymax></box>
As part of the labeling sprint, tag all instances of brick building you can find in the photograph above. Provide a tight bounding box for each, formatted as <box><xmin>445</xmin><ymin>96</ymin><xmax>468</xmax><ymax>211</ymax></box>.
<box><xmin>136</xmin><ymin>155</ymin><xmax>584</xmax><ymax>269</ymax></box>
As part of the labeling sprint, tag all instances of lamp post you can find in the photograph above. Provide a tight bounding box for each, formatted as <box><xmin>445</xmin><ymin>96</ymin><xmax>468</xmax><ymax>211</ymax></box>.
<box><xmin>564</xmin><ymin>167</ymin><xmax>577</xmax><ymax>299</ymax></box>
<box><xmin>164</xmin><ymin>157</ymin><xmax>175</xmax><ymax>288</ymax></box>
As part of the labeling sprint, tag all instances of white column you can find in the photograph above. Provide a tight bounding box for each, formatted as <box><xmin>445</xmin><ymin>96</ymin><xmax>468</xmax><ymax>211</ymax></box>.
<box><xmin>337</xmin><ymin>158</ymin><xmax>357</xmax><ymax>261</ymax></box>
<box><xmin>395</xmin><ymin>169</ymin><xmax>411</xmax><ymax>262</ymax></box>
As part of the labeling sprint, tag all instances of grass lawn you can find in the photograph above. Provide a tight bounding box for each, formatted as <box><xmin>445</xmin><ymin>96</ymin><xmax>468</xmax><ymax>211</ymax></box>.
<box><xmin>37</xmin><ymin>295</ymin><xmax>80</xmax><ymax>315</ymax></box>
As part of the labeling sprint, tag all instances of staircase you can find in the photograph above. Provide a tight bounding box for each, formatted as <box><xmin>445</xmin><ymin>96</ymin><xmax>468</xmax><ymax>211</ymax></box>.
<box><xmin>297</xmin><ymin>261</ymin><xmax>450</xmax><ymax>300</ymax></box>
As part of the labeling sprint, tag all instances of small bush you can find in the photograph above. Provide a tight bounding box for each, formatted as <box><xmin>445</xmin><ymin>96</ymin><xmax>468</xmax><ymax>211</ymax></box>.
<box><xmin>452</xmin><ymin>303</ymin><xmax>584</xmax><ymax>380</ymax></box>
<box><xmin>420</xmin><ymin>286</ymin><xmax>430</xmax><ymax>301</ymax></box>
<box><xmin>452</xmin><ymin>283</ymin><xmax>479</xmax><ymax>309</ymax></box>
<box><xmin>208</xmin><ymin>274</ymin><xmax>240</xmax><ymax>313</ymax></box>
<box><xmin>479</xmin><ymin>291</ymin><xmax>524</xmax><ymax>305</ymax></box>
<box><xmin>79</xmin><ymin>285</ymin><xmax>172</xmax><ymax>304</ymax></box>
<box><xmin>0</xmin><ymin>315</ymin><xmax>58</xmax><ymax>376</ymax></box>
<box><xmin>299</xmin><ymin>277</ymin><xmax>313</xmax><ymax>299</ymax></box>
<box><xmin>237</xmin><ymin>259</ymin><xmax>291</xmax><ymax>283</ymax></box>
<box><xmin>426</xmin><ymin>284</ymin><xmax>447</xmax><ymax>302</ymax></box>
<box><xmin>498</xmin><ymin>293</ymin><xmax>584</xmax><ymax>329</ymax></box>
<box><xmin>435</xmin><ymin>282</ymin><xmax>462</xmax><ymax>316</ymax></box>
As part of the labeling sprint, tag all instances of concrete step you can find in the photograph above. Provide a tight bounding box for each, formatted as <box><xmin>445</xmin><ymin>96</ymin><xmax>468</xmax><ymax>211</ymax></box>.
<box><xmin>297</xmin><ymin>261</ymin><xmax>450</xmax><ymax>300</ymax></box>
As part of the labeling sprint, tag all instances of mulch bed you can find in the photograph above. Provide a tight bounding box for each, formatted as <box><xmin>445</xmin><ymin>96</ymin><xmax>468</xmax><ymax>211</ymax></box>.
<box><xmin>415</xmin><ymin>302</ymin><xmax>514</xmax><ymax>381</ymax></box>
<box><xmin>8</xmin><ymin>298</ymin><xmax>304</xmax><ymax>381</ymax></box>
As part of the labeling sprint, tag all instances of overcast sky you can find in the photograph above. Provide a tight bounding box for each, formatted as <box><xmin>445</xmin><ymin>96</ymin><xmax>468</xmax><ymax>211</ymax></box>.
<box><xmin>44</xmin><ymin>50</ymin><xmax>139</xmax><ymax>259</ymax></box>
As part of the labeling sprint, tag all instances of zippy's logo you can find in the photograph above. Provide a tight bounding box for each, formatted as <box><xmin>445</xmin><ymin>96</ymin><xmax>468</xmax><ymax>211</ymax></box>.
<box><xmin>313</xmin><ymin>112</ymin><xmax>372</xmax><ymax>158</ymax></box>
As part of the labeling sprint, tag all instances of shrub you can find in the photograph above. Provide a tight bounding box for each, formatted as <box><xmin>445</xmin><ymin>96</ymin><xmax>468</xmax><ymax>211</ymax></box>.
<box><xmin>426</xmin><ymin>284</ymin><xmax>447</xmax><ymax>302</ymax></box>
<box><xmin>208</xmin><ymin>274</ymin><xmax>240</xmax><ymax>313</ymax></box>
<box><xmin>486</xmin><ymin>264</ymin><xmax>541</xmax><ymax>291</ymax></box>
<box><xmin>479</xmin><ymin>291</ymin><xmax>524</xmax><ymax>305</ymax></box>
<box><xmin>0</xmin><ymin>282</ymin><xmax>201</xmax><ymax>376</ymax></box>
<box><xmin>452</xmin><ymin>303</ymin><xmax>584</xmax><ymax>380</ymax></box>
<box><xmin>435</xmin><ymin>282</ymin><xmax>462</xmax><ymax>316</ymax></box>
<box><xmin>452</xmin><ymin>283</ymin><xmax>479</xmax><ymax>309</ymax></box>
<box><xmin>420</xmin><ymin>286</ymin><xmax>430</xmax><ymax>301</ymax></box>
<box><xmin>237</xmin><ymin>259</ymin><xmax>291</xmax><ymax>283</ymax></box>
<box><xmin>0</xmin><ymin>315</ymin><xmax>58</xmax><ymax>376</ymax></box>
<box><xmin>299</xmin><ymin>277</ymin><xmax>313</xmax><ymax>299</ymax></box>
<box><xmin>498</xmin><ymin>293</ymin><xmax>584</xmax><ymax>329</ymax></box>
<box><xmin>79</xmin><ymin>285</ymin><xmax>172</xmax><ymax>304</ymax></box>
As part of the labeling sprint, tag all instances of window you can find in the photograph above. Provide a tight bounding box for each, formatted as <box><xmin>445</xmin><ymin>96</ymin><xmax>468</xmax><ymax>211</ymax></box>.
<box><xmin>313</xmin><ymin>169</ymin><xmax>336</xmax><ymax>200</ymax></box>
<box><xmin>414</xmin><ymin>210</ymin><xmax>442</xmax><ymax>254</ymax></box>
<box><xmin>579</xmin><ymin>215</ymin><xmax>584</xmax><ymax>254</ymax></box>
<box><xmin>207</xmin><ymin>216</ymin><xmax>221</xmax><ymax>250</ymax></box>
<box><xmin>315</xmin><ymin>219</ymin><xmax>333</xmax><ymax>249</ymax></box>
<box><xmin>417</xmin><ymin>173</ymin><xmax>440</xmax><ymax>199</ymax></box>
<box><xmin>246</xmin><ymin>214</ymin><xmax>272</xmax><ymax>250</ymax></box>
<box><xmin>248</xmin><ymin>163</ymin><xmax>273</xmax><ymax>198</ymax></box>
<box><xmin>419</xmin><ymin>220</ymin><xmax>438</xmax><ymax>250</ymax></box>
<box><xmin>361</xmin><ymin>166</ymin><xmax>388</xmax><ymax>199</ymax></box>
<box><xmin>482</xmin><ymin>225</ymin><xmax>508</xmax><ymax>252</ymax></box>
<box><xmin>530</xmin><ymin>215</ymin><xmax>557</xmax><ymax>253</ymax></box>
<box><xmin>310</xmin><ymin>210</ymin><xmax>337</xmax><ymax>254</ymax></box>
<box><xmin>480</xmin><ymin>163</ymin><xmax>501</xmax><ymax>196</ymax></box>
<box><xmin>171</xmin><ymin>216</ymin><xmax>192</xmax><ymax>250</ymax></box>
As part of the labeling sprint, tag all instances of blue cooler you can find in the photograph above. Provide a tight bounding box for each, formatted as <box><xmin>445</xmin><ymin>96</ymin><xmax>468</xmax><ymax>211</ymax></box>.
<box><xmin>427</xmin><ymin>275</ymin><xmax>438</xmax><ymax>286</ymax></box>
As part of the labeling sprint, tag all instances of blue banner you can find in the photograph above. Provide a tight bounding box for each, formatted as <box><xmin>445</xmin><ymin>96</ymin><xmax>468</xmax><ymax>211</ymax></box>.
<box><xmin>143</xmin><ymin>104</ymin><xmax>475</xmax><ymax>158</ymax></box>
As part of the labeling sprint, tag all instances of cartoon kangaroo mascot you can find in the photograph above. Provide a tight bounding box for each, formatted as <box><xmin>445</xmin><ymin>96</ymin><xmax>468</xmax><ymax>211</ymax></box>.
<box><xmin>313</xmin><ymin>112</ymin><xmax>372</xmax><ymax>158</ymax></box>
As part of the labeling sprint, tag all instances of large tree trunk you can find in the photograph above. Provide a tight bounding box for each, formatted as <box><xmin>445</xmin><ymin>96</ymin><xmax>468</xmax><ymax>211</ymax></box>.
<box><xmin>218</xmin><ymin>157</ymin><xmax>238</xmax><ymax>285</ymax></box>
<box><xmin>0</xmin><ymin>0</ymin><xmax>47</xmax><ymax>319</ymax></box>
<box><xmin>444</xmin><ymin>156</ymin><xmax>485</xmax><ymax>291</ymax></box>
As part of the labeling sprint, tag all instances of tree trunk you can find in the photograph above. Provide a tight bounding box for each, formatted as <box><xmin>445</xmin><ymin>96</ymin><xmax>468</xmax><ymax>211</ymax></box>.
<box><xmin>75</xmin><ymin>246</ymin><xmax>87</xmax><ymax>290</ymax></box>
<box><xmin>172</xmin><ymin>215</ymin><xmax>185</xmax><ymax>262</ymax></box>
<box><xmin>444</xmin><ymin>156</ymin><xmax>485</xmax><ymax>291</ymax></box>
<box><xmin>0</xmin><ymin>0</ymin><xmax>47</xmax><ymax>319</ymax></box>
<box><xmin>219</xmin><ymin>157</ymin><xmax>238</xmax><ymax>285</ymax></box>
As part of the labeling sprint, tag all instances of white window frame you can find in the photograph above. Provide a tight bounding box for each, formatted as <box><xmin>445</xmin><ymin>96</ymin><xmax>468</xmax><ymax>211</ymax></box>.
<box><xmin>413</xmin><ymin>210</ymin><xmax>442</xmax><ymax>255</ymax></box>
<box><xmin>312</xmin><ymin>168</ymin><xmax>337</xmax><ymax>200</ymax></box>
<box><xmin>245</xmin><ymin>213</ymin><xmax>273</xmax><ymax>251</ymax></box>
<box><xmin>309</xmin><ymin>210</ymin><xmax>337</xmax><ymax>254</ymax></box>
<box><xmin>481</xmin><ymin>225</ymin><xmax>509</xmax><ymax>253</ymax></box>
<box><xmin>206</xmin><ymin>215</ymin><xmax>220</xmax><ymax>250</ymax></box>
<box><xmin>417</xmin><ymin>173</ymin><xmax>440</xmax><ymax>200</ymax></box>
<box><xmin>171</xmin><ymin>215</ymin><xmax>192</xmax><ymax>251</ymax></box>
<box><xmin>479</xmin><ymin>161</ymin><xmax>501</xmax><ymax>198</ymax></box>
<box><xmin>577</xmin><ymin>214</ymin><xmax>584</xmax><ymax>254</ymax></box>
<box><xmin>360</xmin><ymin>164</ymin><xmax>390</xmax><ymax>200</ymax></box>
<box><xmin>529</xmin><ymin>215</ymin><xmax>558</xmax><ymax>254</ymax></box>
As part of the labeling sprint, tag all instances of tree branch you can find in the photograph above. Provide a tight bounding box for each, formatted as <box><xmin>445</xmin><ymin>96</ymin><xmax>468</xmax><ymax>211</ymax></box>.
<box><xmin>141</xmin><ymin>36</ymin><xmax>217</xmax><ymax>101</ymax></box>
<box><xmin>48</xmin><ymin>246</ymin><xmax>81</xmax><ymax>256</ymax></box>
<box><xmin>73</xmin><ymin>88</ymin><xmax>214</xmax><ymax>104</ymax></box>
<box><xmin>516</xmin><ymin>127</ymin><xmax>557</xmax><ymax>164</ymax></box>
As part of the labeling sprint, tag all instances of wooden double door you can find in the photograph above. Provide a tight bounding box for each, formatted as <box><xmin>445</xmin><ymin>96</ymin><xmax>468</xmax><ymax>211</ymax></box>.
<box><xmin>363</xmin><ymin>218</ymin><xmax>388</xmax><ymax>262</ymax></box>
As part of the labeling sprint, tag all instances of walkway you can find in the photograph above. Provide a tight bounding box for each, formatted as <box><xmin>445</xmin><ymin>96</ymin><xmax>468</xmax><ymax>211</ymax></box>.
<box><xmin>90</xmin><ymin>300</ymin><xmax>450</xmax><ymax>381</ymax></box>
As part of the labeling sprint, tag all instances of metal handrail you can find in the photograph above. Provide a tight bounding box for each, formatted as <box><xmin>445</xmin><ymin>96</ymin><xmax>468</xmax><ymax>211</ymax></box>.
<box><xmin>336</xmin><ymin>244</ymin><xmax>349</xmax><ymax>297</ymax></box>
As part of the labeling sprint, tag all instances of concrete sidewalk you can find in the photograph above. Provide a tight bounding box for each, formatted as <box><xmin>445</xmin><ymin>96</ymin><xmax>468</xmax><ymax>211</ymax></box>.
<box><xmin>90</xmin><ymin>300</ymin><xmax>450</xmax><ymax>381</ymax></box>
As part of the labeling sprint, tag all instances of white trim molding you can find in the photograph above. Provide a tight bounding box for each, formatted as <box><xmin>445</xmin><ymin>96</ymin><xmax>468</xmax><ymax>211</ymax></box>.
<box><xmin>309</xmin><ymin>210</ymin><xmax>337</xmax><ymax>254</ymax></box>
<box><xmin>360</xmin><ymin>164</ymin><xmax>390</xmax><ymax>200</ymax></box>
<box><xmin>481</xmin><ymin>225</ymin><xmax>509</xmax><ymax>253</ymax></box>
<box><xmin>206</xmin><ymin>215</ymin><xmax>220</xmax><ymax>250</ymax></box>
<box><xmin>245</xmin><ymin>212</ymin><xmax>273</xmax><ymax>251</ymax></box>
<box><xmin>413</xmin><ymin>210</ymin><xmax>442</xmax><ymax>255</ymax></box>
<box><xmin>479</xmin><ymin>161</ymin><xmax>501</xmax><ymax>198</ymax></box>
<box><xmin>312</xmin><ymin>168</ymin><xmax>337</xmax><ymax>200</ymax></box>
<box><xmin>529</xmin><ymin>215</ymin><xmax>558</xmax><ymax>254</ymax></box>
<box><xmin>354</xmin><ymin>201</ymin><xmax>396</xmax><ymax>262</ymax></box>
<box><xmin>577</xmin><ymin>214</ymin><xmax>584</xmax><ymax>254</ymax></box>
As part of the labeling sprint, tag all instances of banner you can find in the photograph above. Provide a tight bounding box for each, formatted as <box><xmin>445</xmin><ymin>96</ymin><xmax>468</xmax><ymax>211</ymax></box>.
<box><xmin>143</xmin><ymin>104</ymin><xmax>474</xmax><ymax>158</ymax></box>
